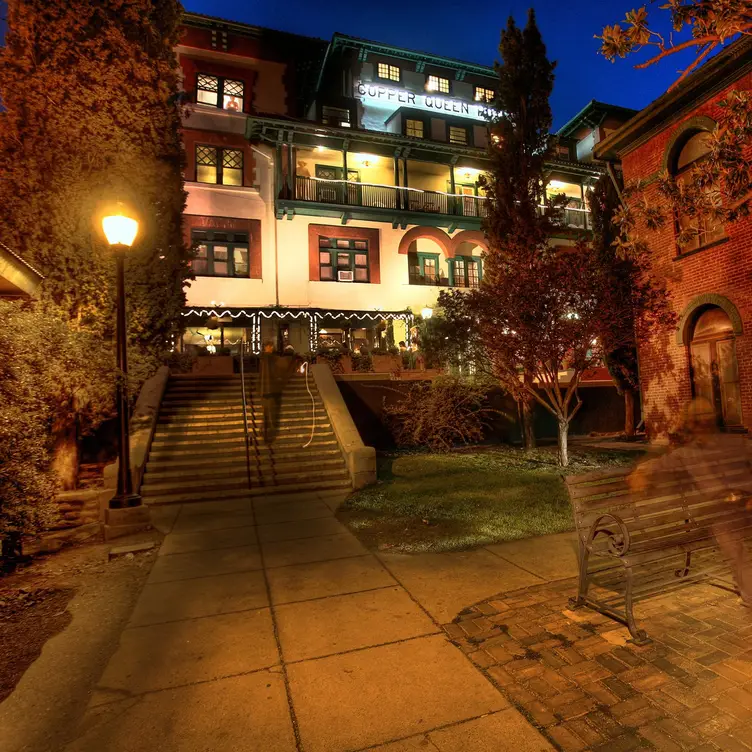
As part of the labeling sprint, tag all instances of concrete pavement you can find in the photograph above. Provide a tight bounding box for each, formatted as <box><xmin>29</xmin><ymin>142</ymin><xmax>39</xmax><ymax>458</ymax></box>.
<box><xmin>65</xmin><ymin>495</ymin><xmax>574</xmax><ymax>751</ymax></box>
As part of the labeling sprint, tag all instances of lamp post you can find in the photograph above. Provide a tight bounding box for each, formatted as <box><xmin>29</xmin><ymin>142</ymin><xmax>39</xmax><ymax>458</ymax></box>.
<box><xmin>102</xmin><ymin>209</ymin><xmax>141</xmax><ymax>509</ymax></box>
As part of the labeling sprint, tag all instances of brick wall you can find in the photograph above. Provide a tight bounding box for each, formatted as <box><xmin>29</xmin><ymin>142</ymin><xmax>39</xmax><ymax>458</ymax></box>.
<box><xmin>621</xmin><ymin>72</ymin><xmax>752</xmax><ymax>439</ymax></box>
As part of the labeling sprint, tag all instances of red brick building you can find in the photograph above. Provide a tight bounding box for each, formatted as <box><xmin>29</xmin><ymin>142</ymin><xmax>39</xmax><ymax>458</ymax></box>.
<box><xmin>596</xmin><ymin>38</ymin><xmax>752</xmax><ymax>441</ymax></box>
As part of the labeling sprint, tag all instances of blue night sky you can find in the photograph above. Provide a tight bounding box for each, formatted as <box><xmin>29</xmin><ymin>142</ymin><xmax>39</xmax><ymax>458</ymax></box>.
<box><xmin>184</xmin><ymin>0</ymin><xmax>699</xmax><ymax>129</ymax></box>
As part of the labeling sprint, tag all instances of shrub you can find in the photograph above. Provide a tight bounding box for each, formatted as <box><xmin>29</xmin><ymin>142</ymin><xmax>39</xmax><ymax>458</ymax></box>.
<box><xmin>0</xmin><ymin>300</ymin><xmax>116</xmax><ymax>545</ymax></box>
<box><xmin>166</xmin><ymin>350</ymin><xmax>197</xmax><ymax>373</ymax></box>
<box><xmin>382</xmin><ymin>375</ymin><xmax>509</xmax><ymax>451</ymax></box>
<box><xmin>351</xmin><ymin>352</ymin><xmax>374</xmax><ymax>372</ymax></box>
<box><xmin>315</xmin><ymin>343</ymin><xmax>346</xmax><ymax>373</ymax></box>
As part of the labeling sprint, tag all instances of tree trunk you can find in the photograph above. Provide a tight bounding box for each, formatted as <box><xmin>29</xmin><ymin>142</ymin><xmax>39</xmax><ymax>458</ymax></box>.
<box><xmin>623</xmin><ymin>388</ymin><xmax>636</xmax><ymax>439</ymax></box>
<box><xmin>521</xmin><ymin>372</ymin><xmax>536</xmax><ymax>452</ymax></box>
<box><xmin>521</xmin><ymin>394</ymin><xmax>536</xmax><ymax>451</ymax></box>
<box><xmin>557</xmin><ymin>420</ymin><xmax>569</xmax><ymax>467</ymax></box>
<box><xmin>51</xmin><ymin>420</ymin><xmax>79</xmax><ymax>491</ymax></box>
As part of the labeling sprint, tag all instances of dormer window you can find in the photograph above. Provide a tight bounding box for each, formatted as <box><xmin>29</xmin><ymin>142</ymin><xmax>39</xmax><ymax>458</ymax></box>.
<box><xmin>474</xmin><ymin>87</ymin><xmax>494</xmax><ymax>103</ymax></box>
<box><xmin>322</xmin><ymin>106</ymin><xmax>351</xmax><ymax>128</ymax></box>
<box><xmin>196</xmin><ymin>73</ymin><xmax>245</xmax><ymax>112</ymax></box>
<box><xmin>377</xmin><ymin>63</ymin><xmax>400</xmax><ymax>82</ymax></box>
<box><xmin>426</xmin><ymin>75</ymin><xmax>450</xmax><ymax>94</ymax></box>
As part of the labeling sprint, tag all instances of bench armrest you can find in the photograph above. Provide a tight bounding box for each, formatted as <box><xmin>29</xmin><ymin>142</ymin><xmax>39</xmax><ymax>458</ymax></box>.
<box><xmin>584</xmin><ymin>512</ymin><xmax>631</xmax><ymax>558</ymax></box>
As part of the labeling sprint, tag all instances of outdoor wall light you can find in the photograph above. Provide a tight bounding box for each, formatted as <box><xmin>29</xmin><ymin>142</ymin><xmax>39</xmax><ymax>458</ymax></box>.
<box><xmin>102</xmin><ymin>210</ymin><xmax>139</xmax><ymax>247</ymax></box>
<box><xmin>421</xmin><ymin>307</ymin><xmax>433</xmax><ymax>319</ymax></box>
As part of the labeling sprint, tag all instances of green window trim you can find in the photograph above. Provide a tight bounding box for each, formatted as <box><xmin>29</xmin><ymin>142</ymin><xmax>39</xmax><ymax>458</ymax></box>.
<box><xmin>318</xmin><ymin>237</ymin><xmax>370</xmax><ymax>283</ymax></box>
<box><xmin>408</xmin><ymin>252</ymin><xmax>441</xmax><ymax>284</ymax></box>
<box><xmin>448</xmin><ymin>255</ymin><xmax>482</xmax><ymax>288</ymax></box>
<box><xmin>191</xmin><ymin>230</ymin><xmax>250</xmax><ymax>278</ymax></box>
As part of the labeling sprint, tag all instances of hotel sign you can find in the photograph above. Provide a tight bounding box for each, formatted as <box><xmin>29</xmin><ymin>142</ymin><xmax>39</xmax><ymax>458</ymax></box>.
<box><xmin>354</xmin><ymin>81</ymin><xmax>496</xmax><ymax>122</ymax></box>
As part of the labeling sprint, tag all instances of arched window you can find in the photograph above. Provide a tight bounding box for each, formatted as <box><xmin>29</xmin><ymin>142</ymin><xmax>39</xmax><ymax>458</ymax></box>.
<box><xmin>672</xmin><ymin>131</ymin><xmax>725</xmax><ymax>253</ymax></box>
<box><xmin>689</xmin><ymin>306</ymin><xmax>742</xmax><ymax>427</ymax></box>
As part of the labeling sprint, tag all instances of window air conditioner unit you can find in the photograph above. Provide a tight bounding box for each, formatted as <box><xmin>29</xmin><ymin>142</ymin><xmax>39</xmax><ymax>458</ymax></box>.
<box><xmin>338</xmin><ymin>270</ymin><xmax>354</xmax><ymax>282</ymax></box>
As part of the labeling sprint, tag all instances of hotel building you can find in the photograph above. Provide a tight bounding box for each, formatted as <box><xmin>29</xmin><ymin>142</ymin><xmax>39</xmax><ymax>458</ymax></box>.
<box><xmin>178</xmin><ymin>12</ymin><xmax>604</xmax><ymax>355</ymax></box>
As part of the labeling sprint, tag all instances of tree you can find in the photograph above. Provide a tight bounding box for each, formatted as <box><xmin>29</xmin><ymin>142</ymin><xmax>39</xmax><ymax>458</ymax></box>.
<box><xmin>0</xmin><ymin>300</ymin><xmax>115</xmax><ymax>553</ymax></box>
<box><xmin>0</xmin><ymin>0</ymin><xmax>191</xmax><ymax>357</ymax></box>
<box><xmin>598</xmin><ymin>3</ymin><xmax>752</xmax><ymax>249</ymax></box>
<box><xmin>588</xmin><ymin>174</ymin><xmax>675</xmax><ymax>438</ymax></box>
<box><xmin>479</xmin><ymin>8</ymin><xmax>562</xmax><ymax>451</ymax></box>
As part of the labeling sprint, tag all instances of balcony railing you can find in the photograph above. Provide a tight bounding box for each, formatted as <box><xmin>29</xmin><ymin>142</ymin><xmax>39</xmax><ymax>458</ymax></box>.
<box><xmin>293</xmin><ymin>176</ymin><xmax>489</xmax><ymax>219</ymax></box>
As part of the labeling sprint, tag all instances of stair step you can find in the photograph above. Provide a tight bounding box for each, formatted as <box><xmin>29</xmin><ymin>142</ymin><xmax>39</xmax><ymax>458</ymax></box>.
<box><xmin>157</xmin><ymin>412</ymin><xmax>321</xmax><ymax>426</ymax></box>
<box><xmin>143</xmin><ymin>477</ymin><xmax>352</xmax><ymax>506</ymax></box>
<box><xmin>145</xmin><ymin>457</ymin><xmax>346</xmax><ymax>482</ymax></box>
<box><xmin>156</xmin><ymin>417</ymin><xmax>328</xmax><ymax>433</ymax></box>
<box><xmin>152</xmin><ymin>426</ymin><xmax>334</xmax><ymax>444</ymax></box>
<box><xmin>148</xmin><ymin>437</ymin><xmax>339</xmax><ymax>455</ymax></box>
<box><xmin>142</xmin><ymin>467</ymin><xmax>349</xmax><ymax>495</ymax></box>
<box><xmin>161</xmin><ymin>397</ymin><xmax>320</xmax><ymax>408</ymax></box>
<box><xmin>147</xmin><ymin>443</ymin><xmax>341</xmax><ymax>465</ymax></box>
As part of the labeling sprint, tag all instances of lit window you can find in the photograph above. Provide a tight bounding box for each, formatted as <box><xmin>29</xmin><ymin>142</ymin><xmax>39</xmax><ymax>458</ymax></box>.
<box><xmin>318</xmin><ymin>238</ymin><xmax>369</xmax><ymax>282</ymax></box>
<box><xmin>474</xmin><ymin>87</ymin><xmax>494</xmax><ymax>103</ymax></box>
<box><xmin>322</xmin><ymin>106</ymin><xmax>351</xmax><ymax>128</ymax></box>
<box><xmin>196</xmin><ymin>73</ymin><xmax>245</xmax><ymax>112</ymax></box>
<box><xmin>450</xmin><ymin>255</ymin><xmax>482</xmax><ymax>288</ymax></box>
<box><xmin>191</xmin><ymin>230</ymin><xmax>249</xmax><ymax>277</ymax></box>
<box><xmin>673</xmin><ymin>131</ymin><xmax>726</xmax><ymax>253</ymax></box>
<box><xmin>377</xmin><ymin>63</ymin><xmax>400</xmax><ymax>82</ymax></box>
<box><xmin>427</xmin><ymin>75</ymin><xmax>450</xmax><ymax>94</ymax></box>
<box><xmin>449</xmin><ymin>126</ymin><xmax>467</xmax><ymax>145</ymax></box>
<box><xmin>406</xmin><ymin>119</ymin><xmax>424</xmax><ymax>138</ymax></box>
<box><xmin>195</xmin><ymin>145</ymin><xmax>243</xmax><ymax>186</ymax></box>
<box><xmin>408</xmin><ymin>252</ymin><xmax>441</xmax><ymax>285</ymax></box>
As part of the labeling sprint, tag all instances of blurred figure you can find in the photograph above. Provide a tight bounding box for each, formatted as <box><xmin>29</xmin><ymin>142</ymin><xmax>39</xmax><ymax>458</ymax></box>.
<box><xmin>259</xmin><ymin>340</ymin><xmax>297</xmax><ymax>444</ymax></box>
<box><xmin>629</xmin><ymin>397</ymin><xmax>752</xmax><ymax>603</ymax></box>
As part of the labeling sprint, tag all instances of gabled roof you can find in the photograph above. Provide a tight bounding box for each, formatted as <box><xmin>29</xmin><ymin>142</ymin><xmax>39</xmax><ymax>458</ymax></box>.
<box><xmin>328</xmin><ymin>33</ymin><xmax>496</xmax><ymax>79</ymax></box>
<box><xmin>182</xmin><ymin>11</ymin><xmax>326</xmax><ymax>44</ymax></box>
<box><xmin>595</xmin><ymin>35</ymin><xmax>752</xmax><ymax>161</ymax></box>
<box><xmin>557</xmin><ymin>100</ymin><xmax>638</xmax><ymax>138</ymax></box>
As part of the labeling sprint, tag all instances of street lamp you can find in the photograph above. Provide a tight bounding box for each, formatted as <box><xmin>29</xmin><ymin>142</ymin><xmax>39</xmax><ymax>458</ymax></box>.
<box><xmin>102</xmin><ymin>208</ymin><xmax>141</xmax><ymax>509</ymax></box>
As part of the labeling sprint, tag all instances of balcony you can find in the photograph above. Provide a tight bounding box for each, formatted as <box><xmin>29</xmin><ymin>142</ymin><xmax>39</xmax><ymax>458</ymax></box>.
<box><xmin>293</xmin><ymin>176</ymin><xmax>488</xmax><ymax>220</ymax></box>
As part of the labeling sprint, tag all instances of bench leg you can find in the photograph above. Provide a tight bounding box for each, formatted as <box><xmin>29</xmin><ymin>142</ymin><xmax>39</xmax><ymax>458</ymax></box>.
<box><xmin>569</xmin><ymin>540</ymin><xmax>591</xmax><ymax>609</ymax></box>
<box><xmin>675</xmin><ymin>551</ymin><xmax>692</xmax><ymax>579</ymax></box>
<box><xmin>625</xmin><ymin>567</ymin><xmax>651</xmax><ymax>646</ymax></box>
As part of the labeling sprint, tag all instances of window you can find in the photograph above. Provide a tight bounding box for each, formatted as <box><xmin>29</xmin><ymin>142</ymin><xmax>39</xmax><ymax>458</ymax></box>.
<box><xmin>377</xmin><ymin>63</ymin><xmax>400</xmax><ymax>82</ymax></box>
<box><xmin>474</xmin><ymin>86</ymin><xmax>494</xmax><ymax>103</ymax></box>
<box><xmin>406</xmin><ymin>119</ymin><xmax>424</xmax><ymax>139</ymax></box>
<box><xmin>195</xmin><ymin>145</ymin><xmax>243</xmax><ymax>185</ymax></box>
<box><xmin>318</xmin><ymin>237</ymin><xmax>369</xmax><ymax>282</ymax></box>
<box><xmin>673</xmin><ymin>131</ymin><xmax>725</xmax><ymax>253</ymax></box>
<box><xmin>449</xmin><ymin>255</ymin><xmax>482</xmax><ymax>288</ymax></box>
<box><xmin>449</xmin><ymin>126</ymin><xmax>468</xmax><ymax>145</ymax></box>
<box><xmin>427</xmin><ymin>75</ymin><xmax>450</xmax><ymax>94</ymax></box>
<box><xmin>196</xmin><ymin>73</ymin><xmax>245</xmax><ymax>112</ymax></box>
<box><xmin>408</xmin><ymin>252</ymin><xmax>441</xmax><ymax>285</ymax></box>
<box><xmin>191</xmin><ymin>230</ymin><xmax>249</xmax><ymax>277</ymax></box>
<box><xmin>322</xmin><ymin>106</ymin><xmax>351</xmax><ymax>128</ymax></box>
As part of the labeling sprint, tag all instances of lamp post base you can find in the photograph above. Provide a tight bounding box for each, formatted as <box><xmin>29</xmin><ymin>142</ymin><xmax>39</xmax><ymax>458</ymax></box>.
<box><xmin>103</xmin><ymin>503</ymin><xmax>152</xmax><ymax>541</ymax></box>
<box><xmin>108</xmin><ymin>492</ymin><xmax>143</xmax><ymax>510</ymax></box>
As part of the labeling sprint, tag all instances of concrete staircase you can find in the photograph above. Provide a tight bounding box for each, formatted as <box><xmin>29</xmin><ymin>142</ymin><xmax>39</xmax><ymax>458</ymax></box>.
<box><xmin>140</xmin><ymin>373</ymin><xmax>352</xmax><ymax>506</ymax></box>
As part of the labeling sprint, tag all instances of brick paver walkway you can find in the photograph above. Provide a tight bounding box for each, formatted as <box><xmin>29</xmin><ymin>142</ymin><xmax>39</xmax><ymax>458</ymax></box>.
<box><xmin>446</xmin><ymin>578</ymin><xmax>752</xmax><ymax>751</ymax></box>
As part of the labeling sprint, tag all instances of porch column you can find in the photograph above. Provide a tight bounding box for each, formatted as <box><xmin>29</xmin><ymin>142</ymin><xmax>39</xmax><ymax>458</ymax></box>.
<box><xmin>394</xmin><ymin>154</ymin><xmax>401</xmax><ymax>210</ymax></box>
<box><xmin>287</xmin><ymin>140</ymin><xmax>295</xmax><ymax>199</ymax></box>
<box><xmin>275</xmin><ymin>143</ymin><xmax>284</xmax><ymax>199</ymax></box>
<box><xmin>449</xmin><ymin>163</ymin><xmax>457</xmax><ymax>215</ymax></box>
<box><xmin>342</xmin><ymin>147</ymin><xmax>349</xmax><ymax>205</ymax></box>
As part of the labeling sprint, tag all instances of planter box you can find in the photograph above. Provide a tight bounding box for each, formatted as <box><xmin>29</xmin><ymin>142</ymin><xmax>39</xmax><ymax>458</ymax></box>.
<box><xmin>372</xmin><ymin>354</ymin><xmax>402</xmax><ymax>374</ymax></box>
<box><xmin>192</xmin><ymin>355</ymin><xmax>234</xmax><ymax>376</ymax></box>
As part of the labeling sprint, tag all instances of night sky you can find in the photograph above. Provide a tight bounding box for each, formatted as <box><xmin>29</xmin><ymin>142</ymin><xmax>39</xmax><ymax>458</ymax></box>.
<box><xmin>184</xmin><ymin>0</ymin><xmax>699</xmax><ymax>129</ymax></box>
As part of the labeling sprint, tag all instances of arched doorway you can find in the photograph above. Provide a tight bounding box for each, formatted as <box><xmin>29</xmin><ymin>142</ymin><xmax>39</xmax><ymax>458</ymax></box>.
<box><xmin>689</xmin><ymin>306</ymin><xmax>743</xmax><ymax>427</ymax></box>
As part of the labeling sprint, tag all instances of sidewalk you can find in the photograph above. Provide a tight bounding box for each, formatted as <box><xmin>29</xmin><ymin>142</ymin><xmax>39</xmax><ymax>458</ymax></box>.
<box><xmin>64</xmin><ymin>493</ymin><xmax>560</xmax><ymax>752</ymax></box>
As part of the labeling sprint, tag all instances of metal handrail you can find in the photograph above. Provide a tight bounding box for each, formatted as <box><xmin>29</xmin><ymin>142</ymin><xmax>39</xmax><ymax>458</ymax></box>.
<box><xmin>239</xmin><ymin>337</ymin><xmax>253</xmax><ymax>492</ymax></box>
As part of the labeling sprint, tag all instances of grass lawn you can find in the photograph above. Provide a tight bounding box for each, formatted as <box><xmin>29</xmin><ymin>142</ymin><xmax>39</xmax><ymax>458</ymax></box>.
<box><xmin>337</xmin><ymin>445</ymin><xmax>643</xmax><ymax>554</ymax></box>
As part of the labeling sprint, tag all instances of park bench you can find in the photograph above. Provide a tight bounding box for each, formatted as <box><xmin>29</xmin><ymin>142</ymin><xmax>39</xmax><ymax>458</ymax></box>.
<box><xmin>565</xmin><ymin>451</ymin><xmax>752</xmax><ymax>645</ymax></box>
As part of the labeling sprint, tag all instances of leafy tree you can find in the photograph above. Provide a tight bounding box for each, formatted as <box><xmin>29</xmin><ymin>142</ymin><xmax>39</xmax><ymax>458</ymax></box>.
<box><xmin>0</xmin><ymin>300</ymin><xmax>115</xmax><ymax>551</ymax></box>
<box><xmin>0</xmin><ymin>0</ymin><xmax>191</xmax><ymax>355</ymax></box>
<box><xmin>478</xmin><ymin>8</ymin><xmax>563</xmax><ymax>451</ymax></box>
<box><xmin>588</xmin><ymin>174</ymin><xmax>675</xmax><ymax>438</ymax></box>
<box><xmin>598</xmin><ymin>3</ymin><xmax>752</xmax><ymax>251</ymax></box>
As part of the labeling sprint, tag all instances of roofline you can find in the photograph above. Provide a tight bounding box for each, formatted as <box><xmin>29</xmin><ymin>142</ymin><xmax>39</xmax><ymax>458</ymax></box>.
<box><xmin>245</xmin><ymin>115</ymin><xmax>603</xmax><ymax>176</ymax></box>
<box><xmin>595</xmin><ymin>35</ymin><xmax>752</xmax><ymax>161</ymax></box>
<box><xmin>330</xmin><ymin>32</ymin><xmax>497</xmax><ymax>78</ymax></box>
<box><xmin>557</xmin><ymin>99</ymin><xmax>638</xmax><ymax>137</ymax></box>
<box><xmin>181</xmin><ymin>11</ymin><xmax>327</xmax><ymax>44</ymax></box>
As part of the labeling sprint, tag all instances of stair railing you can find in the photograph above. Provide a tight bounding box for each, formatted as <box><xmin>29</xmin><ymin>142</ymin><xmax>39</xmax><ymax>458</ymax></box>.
<box><xmin>239</xmin><ymin>339</ymin><xmax>253</xmax><ymax>492</ymax></box>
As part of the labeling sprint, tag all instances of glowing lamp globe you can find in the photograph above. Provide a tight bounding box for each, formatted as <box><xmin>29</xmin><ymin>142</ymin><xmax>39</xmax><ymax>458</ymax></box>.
<box><xmin>421</xmin><ymin>307</ymin><xmax>433</xmax><ymax>320</ymax></box>
<box><xmin>102</xmin><ymin>212</ymin><xmax>139</xmax><ymax>247</ymax></box>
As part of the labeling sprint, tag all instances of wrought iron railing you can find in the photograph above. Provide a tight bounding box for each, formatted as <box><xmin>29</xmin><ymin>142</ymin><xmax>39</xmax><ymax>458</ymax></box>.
<box><xmin>293</xmin><ymin>176</ymin><xmax>489</xmax><ymax>219</ymax></box>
